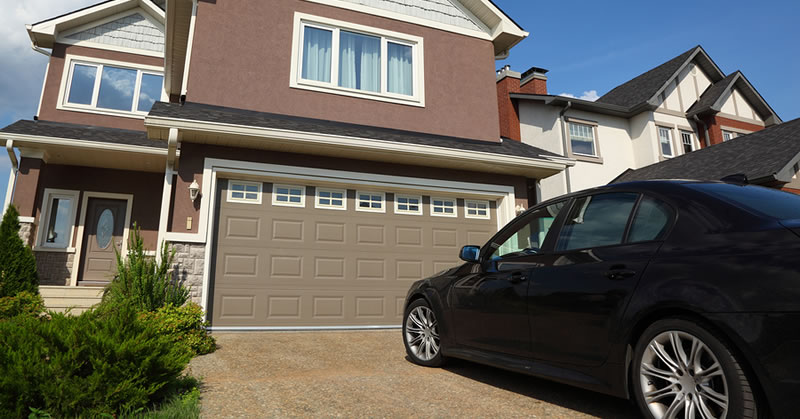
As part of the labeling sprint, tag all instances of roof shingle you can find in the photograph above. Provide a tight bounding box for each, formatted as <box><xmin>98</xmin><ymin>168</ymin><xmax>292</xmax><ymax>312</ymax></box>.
<box><xmin>0</xmin><ymin>119</ymin><xmax>165</xmax><ymax>149</ymax></box>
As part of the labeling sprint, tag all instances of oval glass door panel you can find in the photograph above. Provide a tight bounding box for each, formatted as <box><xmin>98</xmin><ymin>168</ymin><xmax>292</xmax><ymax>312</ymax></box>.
<box><xmin>96</xmin><ymin>209</ymin><xmax>114</xmax><ymax>249</ymax></box>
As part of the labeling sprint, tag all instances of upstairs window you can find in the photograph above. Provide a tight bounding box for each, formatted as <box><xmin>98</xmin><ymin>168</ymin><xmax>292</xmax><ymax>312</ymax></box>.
<box><xmin>722</xmin><ymin>130</ymin><xmax>738</xmax><ymax>142</ymax></box>
<box><xmin>292</xmin><ymin>13</ymin><xmax>424</xmax><ymax>106</ymax></box>
<box><xmin>658</xmin><ymin>127</ymin><xmax>674</xmax><ymax>158</ymax></box>
<box><xmin>681</xmin><ymin>130</ymin><xmax>695</xmax><ymax>154</ymax></box>
<box><xmin>568</xmin><ymin>122</ymin><xmax>597</xmax><ymax>157</ymax></box>
<box><xmin>61</xmin><ymin>56</ymin><xmax>164</xmax><ymax>117</ymax></box>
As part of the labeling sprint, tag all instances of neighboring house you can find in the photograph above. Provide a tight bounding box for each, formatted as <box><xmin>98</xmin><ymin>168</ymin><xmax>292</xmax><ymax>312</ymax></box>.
<box><xmin>1</xmin><ymin>0</ymin><xmax>573</xmax><ymax>327</ymax></box>
<box><xmin>613</xmin><ymin>117</ymin><xmax>800</xmax><ymax>194</ymax></box>
<box><xmin>496</xmin><ymin>45</ymin><xmax>782</xmax><ymax>200</ymax></box>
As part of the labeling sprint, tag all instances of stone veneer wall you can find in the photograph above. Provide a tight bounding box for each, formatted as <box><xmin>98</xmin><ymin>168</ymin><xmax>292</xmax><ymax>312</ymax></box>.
<box><xmin>35</xmin><ymin>251</ymin><xmax>74</xmax><ymax>286</ymax></box>
<box><xmin>171</xmin><ymin>242</ymin><xmax>205</xmax><ymax>304</ymax></box>
<box><xmin>18</xmin><ymin>221</ymin><xmax>34</xmax><ymax>245</ymax></box>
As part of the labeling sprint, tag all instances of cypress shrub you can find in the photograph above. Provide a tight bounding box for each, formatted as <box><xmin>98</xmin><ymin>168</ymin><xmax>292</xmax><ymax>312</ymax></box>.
<box><xmin>0</xmin><ymin>205</ymin><xmax>39</xmax><ymax>298</ymax></box>
<box><xmin>0</xmin><ymin>291</ymin><xmax>45</xmax><ymax>320</ymax></box>
<box><xmin>139</xmin><ymin>303</ymin><xmax>217</xmax><ymax>356</ymax></box>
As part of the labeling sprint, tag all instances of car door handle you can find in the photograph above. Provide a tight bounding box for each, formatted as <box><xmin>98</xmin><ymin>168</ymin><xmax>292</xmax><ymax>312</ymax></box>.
<box><xmin>605</xmin><ymin>268</ymin><xmax>636</xmax><ymax>280</ymax></box>
<box><xmin>509</xmin><ymin>271</ymin><xmax>527</xmax><ymax>283</ymax></box>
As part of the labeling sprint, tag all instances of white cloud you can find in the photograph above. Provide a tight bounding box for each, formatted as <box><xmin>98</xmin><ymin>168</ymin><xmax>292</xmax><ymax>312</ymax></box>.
<box><xmin>557</xmin><ymin>90</ymin><xmax>600</xmax><ymax>102</ymax></box>
<box><xmin>0</xmin><ymin>0</ymin><xmax>98</xmax><ymax>123</ymax></box>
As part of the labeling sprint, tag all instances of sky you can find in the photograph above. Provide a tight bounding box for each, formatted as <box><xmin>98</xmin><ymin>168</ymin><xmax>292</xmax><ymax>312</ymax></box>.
<box><xmin>0</xmin><ymin>0</ymin><xmax>798</xmax><ymax>204</ymax></box>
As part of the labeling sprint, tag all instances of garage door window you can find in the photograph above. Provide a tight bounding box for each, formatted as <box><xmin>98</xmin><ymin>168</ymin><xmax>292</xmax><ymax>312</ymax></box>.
<box><xmin>465</xmin><ymin>200</ymin><xmax>490</xmax><ymax>219</ymax></box>
<box><xmin>431</xmin><ymin>197</ymin><xmax>456</xmax><ymax>217</ymax></box>
<box><xmin>316</xmin><ymin>188</ymin><xmax>347</xmax><ymax>210</ymax></box>
<box><xmin>228</xmin><ymin>181</ymin><xmax>262</xmax><ymax>204</ymax></box>
<box><xmin>395</xmin><ymin>194</ymin><xmax>422</xmax><ymax>215</ymax></box>
<box><xmin>273</xmin><ymin>184</ymin><xmax>306</xmax><ymax>207</ymax></box>
<box><xmin>356</xmin><ymin>191</ymin><xmax>385</xmax><ymax>213</ymax></box>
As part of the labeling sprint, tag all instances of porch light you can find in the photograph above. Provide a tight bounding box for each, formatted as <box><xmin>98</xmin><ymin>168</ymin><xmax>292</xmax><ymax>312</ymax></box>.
<box><xmin>189</xmin><ymin>180</ymin><xmax>200</xmax><ymax>203</ymax></box>
<box><xmin>515</xmin><ymin>204</ymin><xmax>526</xmax><ymax>215</ymax></box>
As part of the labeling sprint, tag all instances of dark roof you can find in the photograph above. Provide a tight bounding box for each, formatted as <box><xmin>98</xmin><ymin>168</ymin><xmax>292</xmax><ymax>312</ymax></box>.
<box><xmin>613</xmin><ymin>118</ymin><xmax>800</xmax><ymax>184</ymax></box>
<box><xmin>686</xmin><ymin>72</ymin><xmax>739</xmax><ymax>116</ymax></box>
<box><xmin>147</xmin><ymin>102</ymin><xmax>563</xmax><ymax>160</ymax></box>
<box><xmin>0</xmin><ymin>120</ymin><xmax>165</xmax><ymax>149</ymax></box>
<box><xmin>596</xmin><ymin>46</ymin><xmax>699</xmax><ymax>108</ymax></box>
<box><xmin>32</xmin><ymin>0</ymin><xmax>114</xmax><ymax>26</ymax></box>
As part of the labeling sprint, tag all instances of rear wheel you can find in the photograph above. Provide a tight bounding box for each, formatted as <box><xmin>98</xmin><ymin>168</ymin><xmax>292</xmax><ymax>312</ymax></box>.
<box><xmin>632</xmin><ymin>318</ymin><xmax>758</xmax><ymax>419</ymax></box>
<box><xmin>403</xmin><ymin>299</ymin><xmax>444</xmax><ymax>367</ymax></box>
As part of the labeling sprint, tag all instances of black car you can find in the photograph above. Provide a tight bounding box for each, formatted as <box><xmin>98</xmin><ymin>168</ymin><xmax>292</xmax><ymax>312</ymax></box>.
<box><xmin>402</xmin><ymin>180</ymin><xmax>800</xmax><ymax>419</ymax></box>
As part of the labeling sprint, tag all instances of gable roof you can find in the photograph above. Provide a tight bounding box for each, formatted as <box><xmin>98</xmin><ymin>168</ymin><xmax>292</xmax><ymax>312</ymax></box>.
<box><xmin>596</xmin><ymin>45</ymin><xmax>725</xmax><ymax>109</ymax></box>
<box><xmin>613</xmin><ymin>117</ymin><xmax>800</xmax><ymax>185</ymax></box>
<box><xmin>687</xmin><ymin>71</ymin><xmax>782</xmax><ymax>125</ymax></box>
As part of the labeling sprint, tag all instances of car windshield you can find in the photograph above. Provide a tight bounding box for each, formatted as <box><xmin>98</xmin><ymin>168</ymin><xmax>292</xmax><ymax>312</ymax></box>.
<box><xmin>688</xmin><ymin>183</ymin><xmax>800</xmax><ymax>220</ymax></box>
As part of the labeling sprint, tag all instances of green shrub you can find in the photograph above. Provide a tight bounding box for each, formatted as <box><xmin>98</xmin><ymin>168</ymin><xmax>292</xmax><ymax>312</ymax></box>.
<box><xmin>0</xmin><ymin>205</ymin><xmax>39</xmax><ymax>298</ymax></box>
<box><xmin>140</xmin><ymin>303</ymin><xmax>216</xmax><ymax>356</ymax></box>
<box><xmin>0</xmin><ymin>291</ymin><xmax>44</xmax><ymax>320</ymax></box>
<box><xmin>0</xmin><ymin>304</ymin><xmax>192</xmax><ymax>418</ymax></box>
<box><xmin>102</xmin><ymin>225</ymin><xmax>189</xmax><ymax>312</ymax></box>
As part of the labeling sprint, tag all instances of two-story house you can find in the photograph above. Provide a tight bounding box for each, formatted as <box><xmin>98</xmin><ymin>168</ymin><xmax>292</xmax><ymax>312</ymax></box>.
<box><xmin>1</xmin><ymin>0</ymin><xmax>573</xmax><ymax>329</ymax></box>
<box><xmin>496</xmin><ymin>45</ymin><xmax>781</xmax><ymax>200</ymax></box>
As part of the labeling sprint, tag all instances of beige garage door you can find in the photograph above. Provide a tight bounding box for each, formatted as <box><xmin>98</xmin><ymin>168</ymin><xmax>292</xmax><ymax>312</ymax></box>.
<box><xmin>210</xmin><ymin>179</ymin><xmax>497</xmax><ymax>327</ymax></box>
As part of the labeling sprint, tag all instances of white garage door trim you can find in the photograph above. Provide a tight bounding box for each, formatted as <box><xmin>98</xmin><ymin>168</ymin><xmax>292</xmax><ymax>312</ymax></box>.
<box><xmin>163</xmin><ymin>158</ymin><xmax>517</xmax><ymax>329</ymax></box>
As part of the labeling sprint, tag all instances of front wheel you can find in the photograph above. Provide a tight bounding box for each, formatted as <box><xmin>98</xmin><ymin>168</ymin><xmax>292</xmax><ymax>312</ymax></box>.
<box><xmin>402</xmin><ymin>299</ymin><xmax>444</xmax><ymax>367</ymax></box>
<box><xmin>632</xmin><ymin>318</ymin><xmax>758</xmax><ymax>419</ymax></box>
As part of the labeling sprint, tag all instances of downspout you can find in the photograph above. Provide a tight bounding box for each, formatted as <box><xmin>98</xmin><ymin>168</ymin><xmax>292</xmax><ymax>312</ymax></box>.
<box><xmin>180</xmin><ymin>0</ymin><xmax>199</xmax><ymax>101</ymax></box>
<box><xmin>3</xmin><ymin>140</ymin><xmax>19</xmax><ymax>215</ymax></box>
<box><xmin>559</xmin><ymin>101</ymin><xmax>573</xmax><ymax>193</ymax></box>
<box><xmin>693</xmin><ymin>115</ymin><xmax>710</xmax><ymax>148</ymax></box>
<box><xmin>30</xmin><ymin>40</ymin><xmax>51</xmax><ymax>57</ymax></box>
<box><xmin>156</xmin><ymin>129</ymin><xmax>180</xmax><ymax>263</ymax></box>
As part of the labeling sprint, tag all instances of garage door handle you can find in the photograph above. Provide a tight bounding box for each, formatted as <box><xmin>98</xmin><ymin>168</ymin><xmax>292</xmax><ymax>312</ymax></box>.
<box><xmin>605</xmin><ymin>269</ymin><xmax>636</xmax><ymax>280</ymax></box>
<box><xmin>510</xmin><ymin>271</ymin><xmax>527</xmax><ymax>283</ymax></box>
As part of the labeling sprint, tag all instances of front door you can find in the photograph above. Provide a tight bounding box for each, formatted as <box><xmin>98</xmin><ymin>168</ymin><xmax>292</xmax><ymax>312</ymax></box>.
<box><xmin>79</xmin><ymin>198</ymin><xmax>127</xmax><ymax>284</ymax></box>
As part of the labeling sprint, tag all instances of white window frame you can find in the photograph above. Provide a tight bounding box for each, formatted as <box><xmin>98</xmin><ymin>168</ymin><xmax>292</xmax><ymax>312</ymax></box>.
<box><xmin>567</xmin><ymin>121</ymin><xmax>599</xmax><ymax>158</ymax></box>
<box><xmin>722</xmin><ymin>130</ymin><xmax>736</xmax><ymax>142</ymax></box>
<box><xmin>227</xmin><ymin>180</ymin><xmax>262</xmax><ymax>204</ymax></box>
<box><xmin>394</xmin><ymin>194</ymin><xmax>423</xmax><ymax>216</ymax></box>
<box><xmin>658</xmin><ymin>126</ymin><xmax>675</xmax><ymax>158</ymax></box>
<box><xmin>37</xmin><ymin>188</ymin><xmax>80</xmax><ymax>250</ymax></box>
<box><xmin>271</xmin><ymin>184</ymin><xmax>306</xmax><ymax>208</ymax></box>
<box><xmin>465</xmin><ymin>199</ymin><xmax>490</xmax><ymax>220</ymax></box>
<box><xmin>57</xmin><ymin>54</ymin><xmax>166</xmax><ymax>120</ymax></box>
<box><xmin>355</xmin><ymin>190</ymin><xmax>386</xmax><ymax>213</ymax></box>
<box><xmin>680</xmin><ymin>130</ymin><xmax>696</xmax><ymax>154</ymax></box>
<box><xmin>315</xmin><ymin>187</ymin><xmax>347</xmax><ymax>210</ymax></box>
<box><xmin>430</xmin><ymin>197</ymin><xmax>457</xmax><ymax>218</ymax></box>
<box><xmin>290</xmin><ymin>12</ymin><xmax>425</xmax><ymax>107</ymax></box>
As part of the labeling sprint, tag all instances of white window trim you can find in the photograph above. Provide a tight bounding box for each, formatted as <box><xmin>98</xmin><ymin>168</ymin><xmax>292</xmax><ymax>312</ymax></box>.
<box><xmin>430</xmin><ymin>197</ymin><xmax>457</xmax><ymax>218</ymax></box>
<box><xmin>465</xmin><ymin>199</ymin><xmax>491</xmax><ymax>220</ymax></box>
<box><xmin>289</xmin><ymin>12</ymin><xmax>425</xmax><ymax>107</ymax></box>
<box><xmin>394</xmin><ymin>194</ymin><xmax>423</xmax><ymax>216</ymax></box>
<box><xmin>680</xmin><ymin>130</ymin><xmax>696</xmax><ymax>153</ymax></box>
<box><xmin>271</xmin><ymin>184</ymin><xmax>306</xmax><ymax>208</ymax></box>
<box><xmin>315</xmin><ymin>187</ymin><xmax>347</xmax><ymax>211</ymax></box>
<box><xmin>57</xmin><ymin>54</ymin><xmax>167</xmax><ymax>120</ymax></box>
<box><xmin>657</xmin><ymin>126</ymin><xmax>675</xmax><ymax>158</ymax></box>
<box><xmin>227</xmin><ymin>180</ymin><xmax>262</xmax><ymax>204</ymax></box>
<box><xmin>355</xmin><ymin>190</ymin><xmax>386</xmax><ymax>213</ymax></box>
<box><xmin>36</xmin><ymin>188</ymin><xmax>80</xmax><ymax>251</ymax></box>
<box><xmin>566</xmin><ymin>119</ymin><xmax>602</xmax><ymax>160</ymax></box>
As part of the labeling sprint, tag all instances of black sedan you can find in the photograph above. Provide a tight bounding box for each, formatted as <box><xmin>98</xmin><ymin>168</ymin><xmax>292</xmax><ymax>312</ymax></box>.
<box><xmin>402</xmin><ymin>180</ymin><xmax>800</xmax><ymax>419</ymax></box>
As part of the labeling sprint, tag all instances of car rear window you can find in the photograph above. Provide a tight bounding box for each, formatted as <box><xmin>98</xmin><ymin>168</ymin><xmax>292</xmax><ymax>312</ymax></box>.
<box><xmin>688</xmin><ymin>183</ymin><xmax>800</xmax><ymax>220</ymax></box>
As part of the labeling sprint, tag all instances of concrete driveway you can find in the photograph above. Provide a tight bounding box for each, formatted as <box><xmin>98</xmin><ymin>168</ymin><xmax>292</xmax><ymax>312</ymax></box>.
<box><xmin>188</xmin><ymin>331</ymin><xmax>638</xmax><ymax>418</ymax></box>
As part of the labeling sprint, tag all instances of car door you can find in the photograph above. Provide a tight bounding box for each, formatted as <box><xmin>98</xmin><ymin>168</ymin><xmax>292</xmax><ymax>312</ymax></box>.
<box><xmin>449</xmin><ymin>200</ymin><xmax>568</xmax><ymax>358</ymax></box>
<box><xmin>526</xmin><ymin>192</ymin><xmax>675</xmax><ymax>367</ymax></box>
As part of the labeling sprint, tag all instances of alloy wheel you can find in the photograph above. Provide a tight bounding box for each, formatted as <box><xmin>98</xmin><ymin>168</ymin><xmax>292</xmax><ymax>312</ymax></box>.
<box><xmin>639</xmin><ymin>330</ymin><xmax>729</xmax><ymax>419</ymax></box>
<box><xmin>404</xmin><ymin>305</ymin><xmax>440</xmax><ymax>362</ymax></box>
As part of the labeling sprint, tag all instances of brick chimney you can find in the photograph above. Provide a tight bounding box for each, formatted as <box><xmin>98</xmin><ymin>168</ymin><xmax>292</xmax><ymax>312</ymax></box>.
<box><xmin>496</xmin><ymin>65</ymin><xmax>548</xmax><ymax>141</ymax></box>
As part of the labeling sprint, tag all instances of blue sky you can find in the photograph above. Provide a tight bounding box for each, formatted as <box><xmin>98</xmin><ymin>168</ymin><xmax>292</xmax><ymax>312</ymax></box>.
<box><xmin>1</xmin><ymin>0</ymin><xmax>798</xmax><ymax>205</ymax></box>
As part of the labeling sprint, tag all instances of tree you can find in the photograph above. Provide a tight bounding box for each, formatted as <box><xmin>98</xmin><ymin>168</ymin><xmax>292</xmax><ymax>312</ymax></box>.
<box><xmin>0</xmin><ymin>205</ymin><xmax>39</xmax><ymax>297</ymax></box>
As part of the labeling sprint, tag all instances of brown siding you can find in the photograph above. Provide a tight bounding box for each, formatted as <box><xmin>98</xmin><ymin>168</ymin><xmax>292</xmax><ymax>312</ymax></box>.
<box><xmin>38</xmin><ymin>44</ymin><xmax>162</xmax><ymax>131</ymax></box>
<box><xmin>702</xmin><ymin>115</ymin><xmax>764</xmax><ymax>147</ymax></box>
<box><xmin>186</xmin><ymin>0</ymin><xmax>501</xmax><ymax>142</ymax></box>
<box><xmin>169</xmin><ymin>143</ymin><xmax>529</xmax><ymax>234</ymax></box>
<box><xmin>13</xmin><ymin>158</ymin><xmax>43</xmax><ymax>218</ymax></box>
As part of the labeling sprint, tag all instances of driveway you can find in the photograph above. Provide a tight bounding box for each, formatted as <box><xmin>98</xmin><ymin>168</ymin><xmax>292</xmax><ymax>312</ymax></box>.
<box><xmin>188</xmin><ymin>331</ymin><xmax>638</xmax><ymax>418</ymax></box>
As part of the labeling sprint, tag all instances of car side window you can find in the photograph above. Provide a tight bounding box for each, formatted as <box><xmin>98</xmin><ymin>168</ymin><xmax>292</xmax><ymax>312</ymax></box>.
<box><xmin>491</xmin><ymin>201</ymin><xmax>566</xmax><ymax>259</ymax></box>
<box><xmin>627</xmin><ymin>196</ymin><xmax>674</xmax><ymax>243</ymax></box>
<box><xmin>556</xmin><ymin>193</ymin><xmax>638</xmax><ymax>251</ymax></box>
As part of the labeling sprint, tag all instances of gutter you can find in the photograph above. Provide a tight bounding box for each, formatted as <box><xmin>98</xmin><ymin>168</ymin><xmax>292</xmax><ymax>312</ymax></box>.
<box><xmin>30</xmin><ymin>40</ymin><xmax>51</xmax><ymax>57</ymax></box>
<box><xmin>3</xmin><ymin>140</ymin><xmax>19</xmax><ymax>215</ymax></box>
<box><xmin>558</xmin><ymin>101</ymin><xmax>573</xmax><ymax>193</ymax></box>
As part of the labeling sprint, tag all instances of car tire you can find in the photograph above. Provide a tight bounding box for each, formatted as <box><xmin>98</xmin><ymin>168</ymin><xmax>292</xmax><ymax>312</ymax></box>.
<box><xmin>632</xmin><ymin>318</ymin><xmax>758</xmax><ymax>419</ymax></box>
<box><xmin>402</xmin><ymin>298</ymin><xmax>445</xmax><ymax>367</ymax></box>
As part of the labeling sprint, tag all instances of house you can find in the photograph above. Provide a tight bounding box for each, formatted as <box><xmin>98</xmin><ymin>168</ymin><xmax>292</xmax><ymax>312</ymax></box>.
<box><xmin>496</xmin><ymin>45</ymin><xmax>782</xmax><ymax>201</ymax></box>
<box><xmin>612</xmin><ymin>117</ymin><xmax>800</xmax><ymax>194</ymax></box>
<box><xmin>1</xmin><ymin>0</ymin><xmax>573</xmax><ymax>327</ymax></box>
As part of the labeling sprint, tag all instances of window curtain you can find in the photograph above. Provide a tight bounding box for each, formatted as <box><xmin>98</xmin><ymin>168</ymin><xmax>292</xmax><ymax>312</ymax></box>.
<box><xmin>339</xmin><ymin>31</ymin><xmax>380</xmax><ymax>92</ymax></box>
<box><xmin>387</xmin><ymin>42</ymin><xmax>413</xmax><ymax>96</ymax></box>
<box><xmin>302</xmin><ymin>27</ymin><xmax>332</xmax><ymax>83</ymax></box>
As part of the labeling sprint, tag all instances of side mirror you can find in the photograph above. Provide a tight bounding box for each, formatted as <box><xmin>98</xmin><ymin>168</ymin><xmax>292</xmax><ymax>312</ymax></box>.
<box><xmin>459</xmin><ymin>245</ymin><xmax>481</xmax><ymax>263</ymax></box>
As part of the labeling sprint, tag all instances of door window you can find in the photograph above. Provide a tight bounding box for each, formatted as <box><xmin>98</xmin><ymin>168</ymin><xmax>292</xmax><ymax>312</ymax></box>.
<box><xmin>628</xmin><ymin>196</ymin><xmax>675</xmax><ymax>242</ymax></box>
<box><xmin>556</xmin><ymin>193</ymin><xmax>638</xmax><ymax>251</ymax></box>
<box><xmin>491</xmin><ymin>201</ymin><xmax>566</xmax><ymax>259</ymax></box>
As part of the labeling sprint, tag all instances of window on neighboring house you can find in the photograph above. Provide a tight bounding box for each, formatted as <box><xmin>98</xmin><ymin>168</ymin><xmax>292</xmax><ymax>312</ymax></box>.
<box><xmin>431</xmin><ymin>197</ymin><xmax>457</xmax><ymax>217</ymax></box>
<box><xmin>316</xmin><ymin>188</ymin><xmax>347</xmax><ymax>210</ymax></box>
<box><xmin>293</xmin><ymin>14</ymin><xmax>423</xmax><ymax>105</ymax></box>
<box><xmin>722</xmin><ymin>130</ymin><xmax>737</xmax><ymax>142</ymax></box>
<box><xmin>568</xmin><ymin>122</ymin><xmax>597</xmax><ymax>156</ymax></box>
<box><xmin>356</xmin><ymin>191</ymin><xmax>385</xmax><ymax>213</ymax></box>
<box><xmin>228</xmin><ymin>181</ymin><xmax>262</xmax><ymax>204</ymax></box>
<box><xmin>39</xmin><ymin>189</ymin><xmax>79</xmax><ymax>249</ymax></box>
<box><xmin>272</xmin><ymin>184</ymin><xmax>306</xmax><ymax>207</ymax></box>
<box><xmin>658</xmin><ymin>127</ymin><xmax>674</xmax><ymax>157</ymax></box>
<box><xmin>465</xmin><ymin>200</ymin><xmax>490</xmax><ymax>220</ymax></box>
<box><xmin>395</xmin><ymin>194</ymin><xmax>422</xmax><ymax>215</ymax></box>
<box><xmin>680</xmin><ymin>130</ymin><xmax>695</xmax><ymax>154</ymax></box>
<box><xmin>63</xmin><ymin>57</ymin><xmax>164</xmax><ymax>116</ymax></box>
